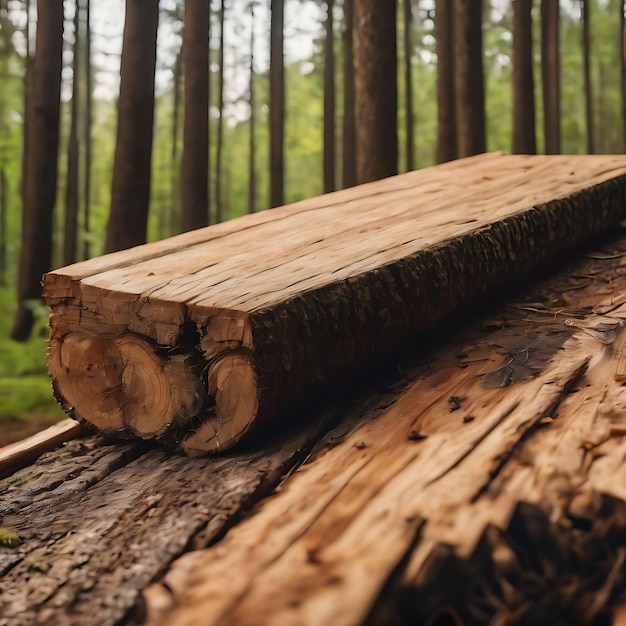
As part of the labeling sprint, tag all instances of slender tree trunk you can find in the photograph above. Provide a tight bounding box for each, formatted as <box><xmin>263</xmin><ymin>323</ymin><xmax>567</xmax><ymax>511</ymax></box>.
<box><xmin>622</xmin><ymin>0</ymin><xmax>626</xmax><ymax>151</ymax></box>
<box><xmin>342</xmin><ymin>0</ymin><xmax>356</xmax><ymax>188</ymax></box>
<box><xmin>20</xmin><ymin>0</ymin><xmax>31</xmax><ymax>218</ymax></box>
<box><xmin>355</xmin><ymin>0</ymin><xmax>398</xmax><ymax>183</ymax></box>
<box><xmin>216</xmin><ymin>0</ymin><xmax>226</xmax><ymax>222</ymax></box>
<box><xmin>541</xmin><ymin>0</ymin><xmax>561</xmax><ymax>154</ymax></box>
<box><xmin>181</xmin><ymin>0</ymin><xmax>209</xmax><ymax>231</ymax></box>
<box><xmin>63</xmin><ymin>0</ymin><xmax>80</xmax><ymax>266</ymax></box>
<box><xmin>105</xmin><ymin>0</ymin><xmax>159</xmax><ymax>253</ymax></box>
<box><xmin>581</xmin><ymin>0</ymin><xmax>594</xmax><ymax>154</ymax></box>
<box><xmin>403</xmin><ymin>0</ymin><xmax>415</xmax><ymax>171</ymax></box>
<box><xmin>454</xmin><ymin>0</ymin><xmax>486</xmax><ymax>157</ymax></box>
<box><xmin>435</xmin><ymin>0</ymin><xmax>457</xmax><ymax>163</ymax></box>
<box><xmin>170</xmin><ymin>41</ymin><xmax>182</xmax><ymax>235</ymax></box>
<box><xmin>248</xmin><ymin>1</ymin><xmax>256</xmax><ymax>214</ymax></box>
<box><xmin>512</xmin><ymin>0</ymin><xmax>537</xmax><ymax>154</ymax></box>
<box><xmin>269</xmin><ymin>0</ymin><xmax>284</xmax><ymax>207</ymax></box>
<box><xmin>0</xmin><ymin>168</ymin><xmax>6</xmax><ymax>287</ymax></box>
<box><xmin>83</xmin><ymin>0</ymin><xmax>92</xmax><ymax>259</ymax></box>
<box><xmin>0</xmin><ymin>5</ymin><xmax>8</xmax><ymax>286</ymax></box>
<box><xmin>12</xmin><ymin>0</ymin><xmax>64</xmax><ymax>340</ymax></box>
<box><xmin>323</xmin><ymin>0</ymin><xmax>336</xmax><ymax>193</ymax></box>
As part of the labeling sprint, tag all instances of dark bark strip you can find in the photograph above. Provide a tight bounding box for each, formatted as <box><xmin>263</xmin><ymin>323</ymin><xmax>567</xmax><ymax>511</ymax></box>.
<box><xmin>249</xmin><ymin>176</ymin><xmax>626</xmax><ymax>432</ymax></box>
<box><xmin>105</xmin><ymin>0</ymin><xmax>159</xmax><ymax>253</ymax></box>
<box><xmin>435</xmin><ymin>0</ymin><xmax>457</xmax><ymax>163</ymax></box>
<box><xmin>512</xmin><ymin>0</ymin><xmax>537</xmax><ymax>154</ymax></box>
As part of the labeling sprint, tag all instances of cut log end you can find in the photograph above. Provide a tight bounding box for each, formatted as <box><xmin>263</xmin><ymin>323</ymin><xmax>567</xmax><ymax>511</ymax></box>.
<box><xmin>48</xmin><ymin>328</ymin><xmax>259</xmax><ymax>455</ymax></box>
<box><xmin>48</xmin><ymin>331</ymin><xmax>205</xmax><ymax>439</ymax></box>
<box><xmin>181</xmin><ymin>351</ymin><xmax>259</xmax><ymax>456</ymax></box>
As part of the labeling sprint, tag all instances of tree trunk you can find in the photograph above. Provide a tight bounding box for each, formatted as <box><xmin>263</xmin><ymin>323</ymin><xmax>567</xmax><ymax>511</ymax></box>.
<box><xmin>181</xmin><ymin>0</ymin><xmax>209</xmax><ymax>232</ymax></box>
<box><xmin>11</xmin><ymin>0</ymin><xmax>63</xmax><ymax>341</ymax></box>
<box><xmin>355</xmin><ymin>0</ymin><xmax>398</xmax><ymax>183</ymax></box>
<box><xmin>512</xmin><ymin>0</ymin><xmax>537</xmax><ymax>154</ymax></box>
<box><xmin>0</xmin><ymin>168</ymin><xmax>6</xmax><ymax>287</ymax></box>
<box><xmin>106</xmin><ymin>0</ymin><xmax>158</xmax><ymax>254</ymax></box>
<box><xmin>323</xmin><ymin>0</ymin><xmax>336</xmax><ymax>193</ymax></box>
<box><xmin>342</xmin><ymin>0</ymin><xmax>356</xmax><ymax>188</ymax></box>
<box><xmin>216</xmin><ymin>0</ymin><xmax>226</xmax><ymax>223</ymax></box>
<box><xmin>622</xmin><ymin>0</ymin><xmax>626</xmax><ymax>151</ymax></box>
<box><xmin>170</xmin><ymin>41</ymin><xmax>182</xmax><ymax>235</ymax></box>
<box><xmin>582</xmin><ymin>0</ymin><xmax>594</xmax><ymax>154</ymax></box>
<box><xmin>435</xmin><ymin>0</ymin><xmax>457</xmax><ymax>163</ymax></box>
<box><xmin>20</xmin><ymin>0</ymin><xmax>31</xmax><ymax>237</ymax></box>
<box><xmin>454</xmin><ymin>0</ymin><xmax>486</xmax><ymax>157</ymax></box>
<box><xmin>248</xmin><ymin>1</ymin><xmax>256</xmax><ymax>214</ymax></box>
<box><xmin>541</xmin><ymin>0</ymin><xmax>560</xmax><ymax>154</ymax></box>
<box><xmin>403</xmin><ymin>0</ymin><xmax>415</xmax><ymax>171</ymax></box>
<box><xmin>83</xmin><ymin>0</ymin><xmax>91</xmax><ymax>260</ymax></box>
<box><xmin>269</xmin><ymin>0</ymin><xmax>285</xmax><ymax>207</ymax></box>
<box><xmin>63</xmin><ymin>1</ymin><xmax>80</xmax><ymax>267</ymax></box>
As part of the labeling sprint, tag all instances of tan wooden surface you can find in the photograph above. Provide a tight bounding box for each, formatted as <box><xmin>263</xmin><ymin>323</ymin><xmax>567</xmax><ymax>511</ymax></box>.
<box><xmin>144</xmin><ymin>234</ymin><xmax>626</xmax><ymax>626</ymax></box>
<box><xmin>4</xmin><ymin>227</ymin><xmax>626</xmax><ymax>624</ymax></box>
<box><xmin>42</xmin><ymin>154</ymin><xmax>626</xmax><ymax>455</ymax></box>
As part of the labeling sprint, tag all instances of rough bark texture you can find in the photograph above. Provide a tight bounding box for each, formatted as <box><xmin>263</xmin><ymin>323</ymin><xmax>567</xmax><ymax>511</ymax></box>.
<box><xmin>541</xmin><ymin>0</ymin><xmax>561</xmax><ymax>154</ymax></box>
<box><xmin>12</xmin><ymin>194</ymin><xmax>626</xmax><ymax>625</ymax></box>
<box><xmin>512</xmin><ymin>0</ymin><xmax>537</xmax><ymax>154</ymax></box>
<box><xmin>269</xmin><ymin>0</ymin><xmax>284</xmax><ymax>207</ymax></box>
<box><xmin>0</xmin><ymin>412</ymin><xmax>336</xmax><ymax>626</ymax></box>
<box><xmin>435</xmin><ymin>0</ymin><xmax>457</xmax><ymax>163</ymax></box>
<box><xmin>105</xmin><ymin>0</ymin><xmax>159</xmax><ymax>253</ymax></box>
<box><xmin>11</xmin><ymin>0</ymin><xmax>63</xmax><ymax>340</ymax></box>
<box><xmin>323</xmin><ymin>0</ymin><xmax>336</xmax><ymax>193</ymax></box>
<box><xmin>146</xmin><ymin>228</ymin><xmax>626</xmax><ymax>625</ymax></box>
<box><xmin>342</xmin><ymin>0</ymin><xmax>356</xmax><ymax>187</ymax></box>
<box><xmin>43</xmin><ymin>155</ymin><xmax>626</xmax><ymax>457</ymax></box>
<box><xmin>355</xmin><ymin>0</ymin><xmax>398</xmax><ymax>183</ymax></box>
<box><xmin>454</xmin><ymin>0</ymin><xmax>486</xmax><ymax>157</ymax></box>
<box><xmin>181</xmin><ymin>0</ymin><xmax>209</xmax><ymax>231</ymax></box>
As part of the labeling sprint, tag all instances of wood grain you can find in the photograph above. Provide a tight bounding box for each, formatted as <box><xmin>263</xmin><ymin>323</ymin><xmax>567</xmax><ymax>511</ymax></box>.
<box><xmin>44</xmin><ymin>154</ymin><xmax>626</xmax><ymax>453</ymax></box>
<box><xmin>144</xmin><ymin>232</ymin><xmax>626</xmax><ymax>626</ymax></box>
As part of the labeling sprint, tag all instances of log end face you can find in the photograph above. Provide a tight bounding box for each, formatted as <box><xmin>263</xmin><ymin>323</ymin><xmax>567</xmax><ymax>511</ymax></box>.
<box><xmin>181</xmin><ymin>351</ymin><xmax>259</xmax><ymax>456</ymax></box>
<box><xmin>48</xmin><ymin>330</ymin><xmax>204</xmax><ymax>439</ymax></box>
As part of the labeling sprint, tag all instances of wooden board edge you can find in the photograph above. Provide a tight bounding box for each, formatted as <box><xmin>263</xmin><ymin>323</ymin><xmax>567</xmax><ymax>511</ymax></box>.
<box><xmin>0</xmin><ymin>419</ymin><xmax>88</xmax><ymax>479</ymax></box>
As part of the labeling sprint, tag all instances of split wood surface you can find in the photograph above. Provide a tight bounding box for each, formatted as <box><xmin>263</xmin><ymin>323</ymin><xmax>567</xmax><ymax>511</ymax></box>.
<box><xmin>4</xmin><ymin>226</ymin><xmax>626</xmax><ymax>624</ymax></box>
<box><xmin>44</xmin><ymin>153</ymin><xmax>626</xmax><ymax>454</ymax></box>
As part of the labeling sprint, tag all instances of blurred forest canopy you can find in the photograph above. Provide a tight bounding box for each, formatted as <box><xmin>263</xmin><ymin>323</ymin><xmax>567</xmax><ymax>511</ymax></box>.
<box><xmin>0</xmin><ymin>0</ymin><xmax>624</xmax><ymax>343</ymax></box>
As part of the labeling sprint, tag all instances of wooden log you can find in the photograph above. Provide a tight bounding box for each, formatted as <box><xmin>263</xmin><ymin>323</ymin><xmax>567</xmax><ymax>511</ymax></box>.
<box><xmin>6</xmin><ymin>226</ymin><xmax>626</xmax><ymax>624</ymax></box>
<box><xmin>143</xmin><ymin>231</ymin><xmax>626</xmax><ymax>625</ymax></box>
<box><xmin>44</xmin><ymin>153</ymin><xmax>626</xmax><ymax>454</ymax></box>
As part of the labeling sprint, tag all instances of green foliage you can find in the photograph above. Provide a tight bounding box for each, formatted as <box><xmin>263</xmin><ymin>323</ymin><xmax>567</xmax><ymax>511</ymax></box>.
<box><xmin>0</xmin><ymin>288</ymin><xmax>64</xmax><ymax>421</ymax></box>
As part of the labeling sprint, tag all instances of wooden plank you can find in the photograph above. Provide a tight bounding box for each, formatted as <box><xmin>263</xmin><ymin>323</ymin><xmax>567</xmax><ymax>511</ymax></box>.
<box><xmin>0</xmin><ymin>410</ymin><xmax>337</xmax><ymax>626</ymax></box>
<box><xmin>0</xmin><ymin>418</ymin><xmax>86</xmax><ymax>479</ymax></box>
<box><xmin>143</xmin><ymin>231</ymin><xmax>626</xmax><ymax>625</ymax></box>
<box><xmin>43</xmin><ymin>154</ymin><xmax>626</xmax><ymax>454</ymax></box>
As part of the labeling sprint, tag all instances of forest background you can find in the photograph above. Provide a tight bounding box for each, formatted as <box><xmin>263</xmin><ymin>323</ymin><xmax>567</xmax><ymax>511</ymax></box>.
<box><xmin>0</xmin><ymin>0</ymin><xmax>624</xmax><ymax>444</ymax></box>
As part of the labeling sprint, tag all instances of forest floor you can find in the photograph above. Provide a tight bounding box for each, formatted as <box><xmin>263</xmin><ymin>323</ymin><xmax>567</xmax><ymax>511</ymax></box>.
<box><xmin>0</xmin><ymin>288</ymin><xmax>65</xmax><ymax>447</ymax></box>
